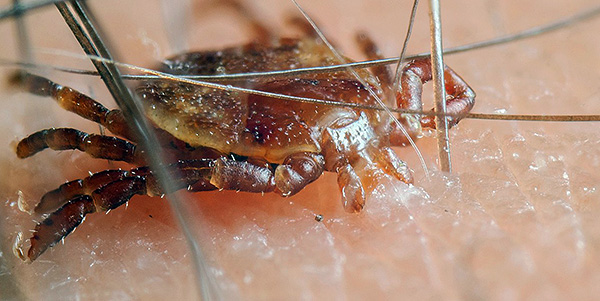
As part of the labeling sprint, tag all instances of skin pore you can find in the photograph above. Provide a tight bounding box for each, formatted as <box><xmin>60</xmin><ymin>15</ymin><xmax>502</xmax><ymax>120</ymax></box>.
<box><xmin>1</xmin><ymin>0</ymin><xmax>600</xmax><ymax>299</ymax></box>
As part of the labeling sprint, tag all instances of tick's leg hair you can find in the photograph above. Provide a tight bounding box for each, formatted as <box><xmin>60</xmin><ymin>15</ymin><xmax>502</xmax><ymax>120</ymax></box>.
<box><xmin>396</xmin><ymin>58</ymin><xmax>476</xmax><ymax>129</ymax></box>
<box><xmin>16</xmin><ymin>128</ymin><xmax>143</xmax><ymax>164</ymax></box>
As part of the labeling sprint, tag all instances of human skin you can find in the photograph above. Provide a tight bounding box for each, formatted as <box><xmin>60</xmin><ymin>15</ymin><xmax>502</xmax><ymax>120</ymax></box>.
<box><xmin>1</xmin><ymin>0</ymin><xmax>600</xmax><ymax>299</ymax></box>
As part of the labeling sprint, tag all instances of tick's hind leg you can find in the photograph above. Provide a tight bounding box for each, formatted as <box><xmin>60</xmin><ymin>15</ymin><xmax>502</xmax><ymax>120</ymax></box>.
<box><xmin>20</xmin><ymin>159</ymin><xmax>217</xmax><ymax>262</ymax></box>
<box><xmin>16</xmin><ymin>127</ymin><xmax>143</xmax><ymax>164</ymax></box>
<box><xmin>286</xmin><ymin>15</ymin><xmax>319</xmax><ymax>38</ymax></box>
<box><xmin>33</xmin><ymin>169</ymin><xmax>130</xmax><ymax>214</ymax></box>
<box><xmin>218</xmin><ymin>0</ymin><xmax>276</xmax><ymax>44</ymax></box>
<box><xmin>355</xmin><ymin>32</ymin><xmax>393</xmax><ymax>87</ymax></box>
<box><xmin>15</xmin><ymin>73</ymin><xmax>133</xmax><ymax>140</ymax></box>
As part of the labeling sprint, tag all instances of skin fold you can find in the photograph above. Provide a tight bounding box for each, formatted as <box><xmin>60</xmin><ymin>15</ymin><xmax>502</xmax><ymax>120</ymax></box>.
<box><xmin>1</xmin><ymin>0</ymin><xmax>599</xmax><ymax>299</ymax></box>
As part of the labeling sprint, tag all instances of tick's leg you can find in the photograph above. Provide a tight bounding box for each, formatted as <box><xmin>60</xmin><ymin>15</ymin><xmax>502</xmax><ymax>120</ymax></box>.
<box><xmin>219</xmin><ymin>0</ymin><xmax>275</xmax><ymax>44</ymax></box>
<box><xmin>22</xmin><ymin>195</ymin><xmax>96</xmax><ymax>262</ymax></box>
<box><xmin>332</xmin><ymin>146</ymin><xmax>414</xmax><ymax>213</ymax></box>
<box><xmin>336</xmin><ymin>163</ymin><xmax>366</xmax><ymax>213</ymax></box>
<box><xmin>396</xmin><ymin>58</ymin><xmax>476</xmax><ymax>129</ymax></box>
<box><xmin>334</xmin><ymin>146</ymin><xmax>413</xmax><ymax>213</ymax></box>
<box><xmin>209</xmin><ymin>154</ymin><xmax>324</xmax><ymax>195</ymax></box>
<box><xmin>286</xmin><ymin>15</ymin><xmax>318</xmax><ymax>38</ymax></box>
<box><xmin>21</xmin><ymin>159</ymin><xmax>216</xmax><ymax>262</ymax></box>
<box><xmin>355</xmin><ymin>32</ymin><xmax>393</xmax><ymax>87</ymax></box>
<box><xmin>34</xmin><ymin>169</ymin><xmax>129</xmax><ymax>214</ymax></box>
<box><xmin>274</xmin><ymin>152</ymin><xmax>325</xmax><ymax>196</ymax></box>
<box><xmin>34</xmin><ymin>160</ymin><xmax>216</xmax><ymax>215</ymax></box>
<box><xmin>15</xmin><ymin>73</ymin><xmax>134</xmax><ymax>140</ymax></box>
<box><xmin>372</xmin><ymin>146</ymin><xmax>413</xmax><ymax>184</ymax></box>
<box><xmin>24</xmin><ymin>155</ymin><xmax>313</xmax><ymax>261</ymax></box>
<box><xmin>16</xmin><ymin>127</ymin><xmax>143</xmax><ymax>164</ymax></box>
<box><xmin>209</xmin><ymin>157</ymin><xmax>276</xmax><ymax>193</ymax></box>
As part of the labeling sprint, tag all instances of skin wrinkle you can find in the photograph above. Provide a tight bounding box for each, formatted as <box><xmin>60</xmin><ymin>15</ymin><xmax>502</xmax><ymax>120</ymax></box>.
<box><xmin>459</xmin><ymin>133</ymin><xmax>543</xmax><ymax>286</ymax></box>
<box><xmin>469</xmin><ymin>132</ymin><xmax>537</xmax><ymax>244</ymax></box>
<box><xmin>502</xmin><ymin>135</ymin><xmax>588</xmax><ymax>271</ymax></box>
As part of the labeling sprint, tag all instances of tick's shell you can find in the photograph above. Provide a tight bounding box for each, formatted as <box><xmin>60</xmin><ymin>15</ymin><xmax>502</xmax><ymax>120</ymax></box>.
<box><xmin>137</xmin><ymin>38</ymin><xmax>384</xmax><ymax>163</ymax></box>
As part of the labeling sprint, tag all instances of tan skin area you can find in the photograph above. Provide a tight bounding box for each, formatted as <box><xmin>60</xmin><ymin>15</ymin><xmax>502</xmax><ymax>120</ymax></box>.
<box><xmin>1</xmin><ymin>0</ymin><xmax>600</xmax><ymax>299</ymax></box>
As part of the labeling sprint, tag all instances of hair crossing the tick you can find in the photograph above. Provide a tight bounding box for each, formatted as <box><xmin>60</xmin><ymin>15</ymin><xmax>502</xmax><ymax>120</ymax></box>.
<box><xmin>12</xmin><ymin>13</ymin><xmax>474</xmax><ymax>260</ymax></box>
<box><xmin>4</xmin><ymin>2</ymin><xmax>600</xmax><ymax>299</ymax></box>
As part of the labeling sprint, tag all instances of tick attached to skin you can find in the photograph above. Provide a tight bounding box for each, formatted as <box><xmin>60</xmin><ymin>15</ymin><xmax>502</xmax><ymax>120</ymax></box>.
<box><xmin>12</xmin><ymin>11</ymin><xmax>474</xmax><ymax>262</ymax></box>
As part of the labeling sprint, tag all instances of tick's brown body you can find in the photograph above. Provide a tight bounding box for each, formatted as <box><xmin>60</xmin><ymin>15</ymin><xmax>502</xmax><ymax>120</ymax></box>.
<box><xmin>141</xmin><ymin>38</ymin><xmax>376</xmax><ymax>162</ymax></box>
<box><xmin>14</xmin><ymin>24</ymin><xmax>474</xmax><ymax>262</ymax></box>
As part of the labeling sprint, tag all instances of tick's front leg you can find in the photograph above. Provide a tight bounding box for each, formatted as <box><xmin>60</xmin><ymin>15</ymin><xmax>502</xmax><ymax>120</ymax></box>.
<box><xmin>396</xmin><ymin>58</ymin><xmax>476</xmax><ymax>129</ymax></box>
<box><xmin>274</xmin><ymin>152</ymin><xmax>325</xmax><ymax>196</ymax></box>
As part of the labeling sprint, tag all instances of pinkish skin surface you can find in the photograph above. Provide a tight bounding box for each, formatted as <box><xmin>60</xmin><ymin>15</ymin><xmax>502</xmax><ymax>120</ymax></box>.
<box><xmin>1</xmin><ymin>0</ymin><xmax>600</xmax><ymax>299</ymax></box>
